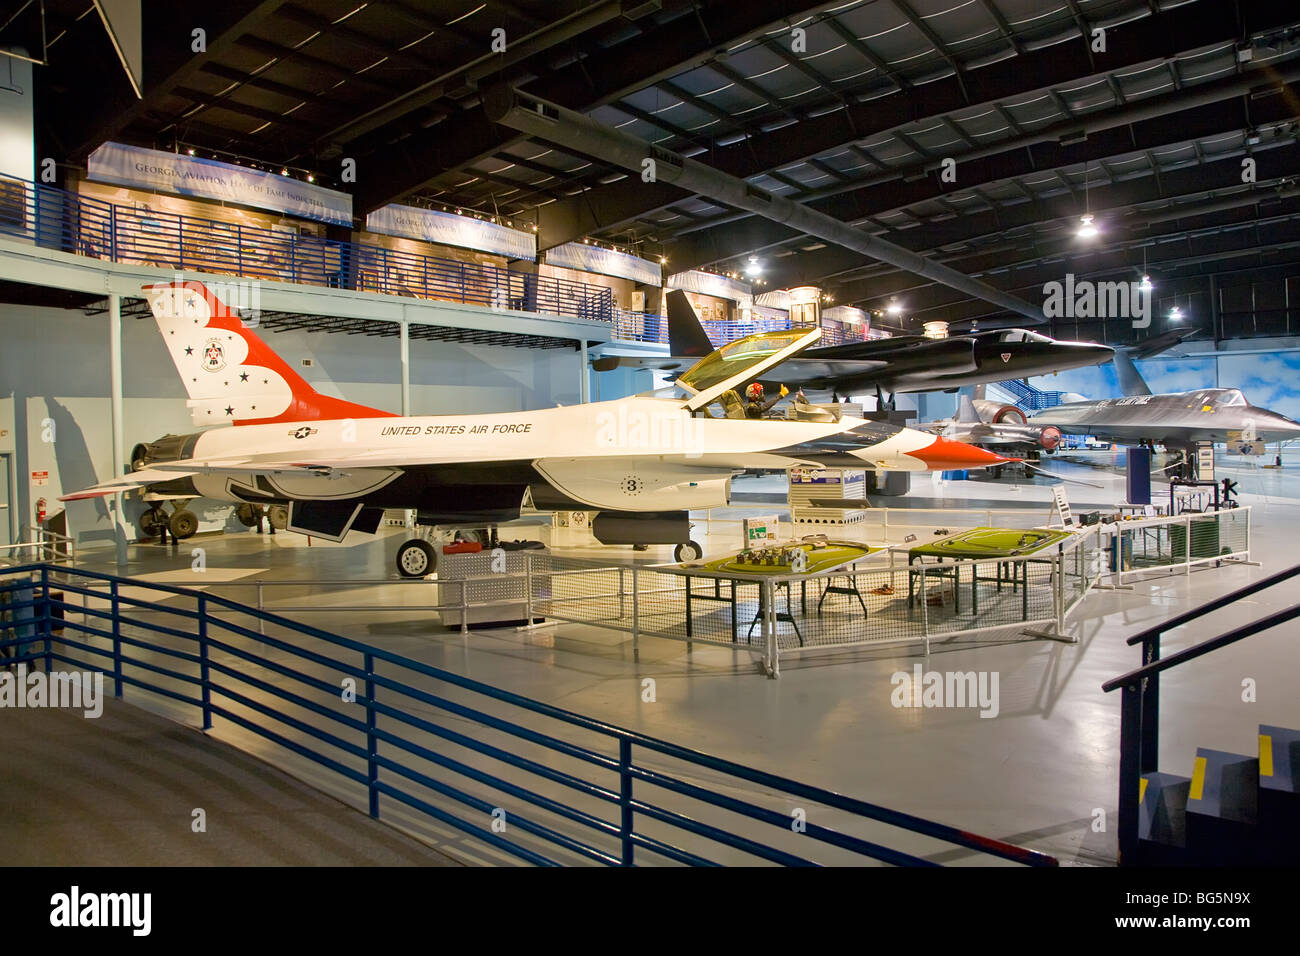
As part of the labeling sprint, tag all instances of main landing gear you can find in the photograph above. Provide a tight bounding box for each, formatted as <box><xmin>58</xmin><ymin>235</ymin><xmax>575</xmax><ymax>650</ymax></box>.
<box><xmin>673</xmin><ymin>540</ymin><xmax>703</xmax><ymax>562</ymax></box>
<box><xmin>396</xmin><ymin>538</ymin><xmax>437</xmax><ymax>577</ymax></box>
<box><xmin>138</xmin><ymin>500</ymin><xmax>199</xmax><ymax>541</ymax></box>
<box><xmin>394</xmin><ymin>527</ymin><xmax>488</xmax><ymax>578</ymax></box>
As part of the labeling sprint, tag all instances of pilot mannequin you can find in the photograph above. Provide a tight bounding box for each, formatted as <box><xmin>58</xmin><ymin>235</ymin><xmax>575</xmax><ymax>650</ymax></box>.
<box><xmin>744</xmin><ymin>382</ymin><xmax>789</xmax><ymax>419</ymax></box>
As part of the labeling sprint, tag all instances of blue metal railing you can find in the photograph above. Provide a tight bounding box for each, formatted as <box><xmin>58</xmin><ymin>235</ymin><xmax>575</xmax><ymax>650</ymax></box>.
<box><xmin>1101</xmin><ymin>561</ymin><xmax>1300</xmax><ymax>865</ymax></box>
<box><xmin>998</xmin><ymin>377</ymin><xmax>1067</xmax><ymax>411</ymax></box>
<box><xmin>0</xmin><ymin>563</ymin><xmax>1056</xmax><ymax>867</ymax></box>
<box><xmin>0</xmin><ymin>175</ymin><xmax>613</xmax><ymax>325</ymax></box>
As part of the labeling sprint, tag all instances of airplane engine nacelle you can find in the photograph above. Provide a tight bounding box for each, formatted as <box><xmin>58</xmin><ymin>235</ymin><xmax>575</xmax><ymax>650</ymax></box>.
<box><xmin>130</xmin><ymin>433</ymin><xmax>201</xmax><ymax>471</ymax></box>
<box><xmin>533</xmin><ymin>458</ymin><xmax>732</xmax><ymax>512</ymax></box>
<box><xmin>1038</xmin><ymin>426</ymin><xmax>1062</xmax><ymax>451</ymax></box>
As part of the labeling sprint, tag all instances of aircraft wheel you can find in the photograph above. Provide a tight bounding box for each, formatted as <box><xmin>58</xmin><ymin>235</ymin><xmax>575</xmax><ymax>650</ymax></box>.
<box><xmin>137</xmin><ymin>508</ymin><xmax>163</xmax><ymax>538</ymax></box>
<box><xmin>234</xmin><ymin>503</ymin><xmax>259</xmax><ymax>527</ymax></box>
<box><xmin>674</xmin><ymin>540</ymin><xmax>703</xmax><ymax>562</ymax></box>
<box><xmin>396</xmin><ymin>539</ymin><xmax>437</xmax><ymax>578</ymax></box>
<box><xmin>168</xmin><ymin>509</ymin><xmax>198</xmax><ymax>540</ymax></box>
<box><xmin>268</xmin><ymin>505</ymin><xmax>289</xmax><ymax>530</ymax></box>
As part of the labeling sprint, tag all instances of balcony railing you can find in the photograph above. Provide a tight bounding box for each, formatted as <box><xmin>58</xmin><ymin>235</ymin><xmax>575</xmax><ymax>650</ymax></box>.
<box><xmin>612</xmin><ymin>308</ymin><xmax>875</xmax><ymax>347</ymax></box>
<box><xmin>0</xmin><ymin>175</ymin><xmax>613</xmax><ymax>326</ymax></box>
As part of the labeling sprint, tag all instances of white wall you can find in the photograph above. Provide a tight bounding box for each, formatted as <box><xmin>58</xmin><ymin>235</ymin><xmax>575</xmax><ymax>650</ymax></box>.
<box><xmin>0</xmin><ymin>302</ymin><xmax>589</xmax><ymax>544</ymax></box>
<box><xmin>0</xmin><ymin>52</ymin><xmax>34</xmax><ymax>182</ymax></box>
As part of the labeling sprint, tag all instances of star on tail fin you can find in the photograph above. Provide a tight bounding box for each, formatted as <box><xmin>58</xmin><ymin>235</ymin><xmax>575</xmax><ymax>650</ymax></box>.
<box><xmin>145</xmin><ymin>281</ymin><xmax>397</xmax><ymax>427</ymax></box>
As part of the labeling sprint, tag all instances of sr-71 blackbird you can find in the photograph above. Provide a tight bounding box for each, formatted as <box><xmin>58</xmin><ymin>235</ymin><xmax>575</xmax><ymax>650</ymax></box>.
<box><xmin>65</xmin><ymin>281</ymin><xmax>1013</xmax><ymax>575</ymax></box>
<box><xmin>595</xmin><ymin>291</ymin><xmax>1114</xmax><ymax>399</ymax></box>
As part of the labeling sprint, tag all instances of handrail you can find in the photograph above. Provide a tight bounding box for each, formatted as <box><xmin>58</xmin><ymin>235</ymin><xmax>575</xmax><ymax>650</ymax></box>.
<box><xmin>1103</xmin><ymin>602</ymin><xmax>1300</xmax><ymax>692</ymax></box>
<box><xmin>1101</xmin><ymin>560</ymin><xmax>1300</xmax><ymax>865</ymax></box>
<box><xmin>1121</xmin><ymin>561</ymin><xmax>1300</xmax><ymax>649</ymax></box>
<box><xmin>0</xmin><ymin>173</ymin><xmax>612</xmax><ymax>326</ymax></box>
<box><xmin>1</xmin><ymin>561</ymin><xmax>1056</xmax><ymax>867</ymax></box>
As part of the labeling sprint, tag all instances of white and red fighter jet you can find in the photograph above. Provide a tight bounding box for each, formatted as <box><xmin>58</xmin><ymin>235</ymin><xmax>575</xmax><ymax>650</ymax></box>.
<box><xmin>65</xmin><ymin>281</ymin><xmax>1011</xmax><ymax>575</ymax></box>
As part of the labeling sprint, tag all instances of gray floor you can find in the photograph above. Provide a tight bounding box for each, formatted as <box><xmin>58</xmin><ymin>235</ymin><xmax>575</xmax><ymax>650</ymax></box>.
<box><xmin>0</xmin><ymin>696</ymin><xmax>461</xmax><ymax>866</ymax></box>
<box><xmin>23</xmin><ymin>463</ymin><xmax>1300</xmax><ymax>866</ymax></box>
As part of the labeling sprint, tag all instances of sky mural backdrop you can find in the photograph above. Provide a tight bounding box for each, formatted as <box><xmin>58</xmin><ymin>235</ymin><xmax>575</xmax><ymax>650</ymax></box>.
<box><xmin>1029</xmin><ymin>352</ymin><xmax>1300</xmax><ymax>420</ymax></box>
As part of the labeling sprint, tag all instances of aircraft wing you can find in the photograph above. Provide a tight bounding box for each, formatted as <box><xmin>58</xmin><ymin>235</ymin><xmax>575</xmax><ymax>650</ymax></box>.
<box><xmin>59</xmin><ymin>467</ymin><xmax>201</xmax><ymax>501</ymax></box>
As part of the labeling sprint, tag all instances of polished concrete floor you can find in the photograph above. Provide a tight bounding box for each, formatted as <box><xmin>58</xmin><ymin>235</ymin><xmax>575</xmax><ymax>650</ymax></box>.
<box><xmin>23</xmin><ymin>465</ymin><xmax>1300</xmax><ymax>866</ymax></box>
<box><xmin>0</xmin><ymin>697</ymin><xmax>460</xmax><ymax>866</ymax></box>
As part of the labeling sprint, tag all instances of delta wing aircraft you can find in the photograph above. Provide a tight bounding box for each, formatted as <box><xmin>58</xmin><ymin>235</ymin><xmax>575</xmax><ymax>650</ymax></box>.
<box><xmin>65</xmin><ymin>281</ymin><xmax>1012</xmax><ymax>575</ymax></box>
<box><xmin>595</xmin><ymin>291</ymin><xmax>1114</xmax><ymax>400</ymax></box>
<box><xmin>1026</xmin><ymin>350</ymin><xmax>1300</xmax><ymax>461</ymax></box>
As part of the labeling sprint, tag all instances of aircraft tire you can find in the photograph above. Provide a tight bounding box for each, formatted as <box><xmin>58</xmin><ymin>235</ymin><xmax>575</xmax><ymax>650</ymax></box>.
<box><xmin>138</xmin><ymin>508</ymin><xmax>163</xmax><ymax>538</ymax></box>
<box><xmin>168</xmin><ymin>509</ymin><xmax>199</xmax><ymax>540</ymax></box>
<box><xmin>396</xmin><ymin>539</ymin><xmax>437</xmax><ymax>578</ymax></box>
<box><xmin>674</xmin><ymin>540</ymin><xmax>703</xmax><ymax>562</ymax></box>
<box><xmin>268</xmin><ymin>505</ymin><xmax>289</xmax><ymax>530</ymax></box>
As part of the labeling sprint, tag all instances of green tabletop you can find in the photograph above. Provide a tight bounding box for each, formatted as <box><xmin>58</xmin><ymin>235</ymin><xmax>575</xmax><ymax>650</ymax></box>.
<box><xmin>908</xmin><ymin>527</ymin><xmax>1074</xmax><ymax>559</ymax></box>
<box><xmin>690</xmin><ymin>541</ymin><xmax>883</xmax><ymax>577</ymax></box>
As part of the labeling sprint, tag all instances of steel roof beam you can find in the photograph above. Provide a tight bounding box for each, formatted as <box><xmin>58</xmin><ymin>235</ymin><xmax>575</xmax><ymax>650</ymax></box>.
<box><xmin>520</xmin><ymin>0</ymin><xmax>1300</xmax><ymax>252</ymax></box>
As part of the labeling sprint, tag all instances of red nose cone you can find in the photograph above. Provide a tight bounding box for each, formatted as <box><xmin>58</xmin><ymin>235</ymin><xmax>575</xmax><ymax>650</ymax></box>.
<box><xmin>908</xmin><ymin>436</ymin><xmax>1017</xmax><ymax>470</ymax></box>
<box><xmin>1039</xmin><ymin>426</ymin><xmax>1062</xmax><ymax>451</ymax></box>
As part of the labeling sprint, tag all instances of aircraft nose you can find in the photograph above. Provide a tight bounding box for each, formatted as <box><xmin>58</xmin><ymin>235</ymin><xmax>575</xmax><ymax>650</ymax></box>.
<box><xmin>906</xmin><ymin>436</ymin><xmax>1017</xmax><ymax>469</ymax></box>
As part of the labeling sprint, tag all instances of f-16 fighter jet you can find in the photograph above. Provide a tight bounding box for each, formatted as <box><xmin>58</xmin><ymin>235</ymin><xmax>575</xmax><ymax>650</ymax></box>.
<box><xmin>65</xmin><ymin>281</ymin><xmax>1013</xmax><ymax>576</ymax></box>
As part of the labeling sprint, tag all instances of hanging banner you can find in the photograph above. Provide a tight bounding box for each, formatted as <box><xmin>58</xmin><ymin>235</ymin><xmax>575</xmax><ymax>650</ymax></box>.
<box><xmin>367</xmin><ymin>203</ymin><xmax>535</xmax><ymax>261</ymax></box>
<box><xmin>667</xmin><ymin>269</ymin><xmax>752</xmax><ymax>305</ymax></box>
<box><xmin>87</xmin><ymin>142</ymin><xmax>353</xmax><ymax>225</ymax></box>
<box><xmin>543</xmin><ymin>242</ymin><xmax>660</xmax><ymax>286</ymax></box>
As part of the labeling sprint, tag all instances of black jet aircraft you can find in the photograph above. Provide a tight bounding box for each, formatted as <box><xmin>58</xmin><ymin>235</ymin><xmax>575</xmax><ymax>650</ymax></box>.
<box><xmin>594</xmin><ymin>291</ymin><xmax>1114</xmax><ymax>400</ymax></box>
<box><xmin>1026</xmin><ymin>350</ymin><xmax>1300</xmax><ymax>450</ymax></box>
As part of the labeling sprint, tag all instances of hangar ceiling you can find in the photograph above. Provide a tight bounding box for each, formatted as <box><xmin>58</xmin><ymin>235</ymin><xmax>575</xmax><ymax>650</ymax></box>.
<box><xmin>21</xmin><ymin>0</ymin><xmax>1300</xmax><ymax>343</ymax></box>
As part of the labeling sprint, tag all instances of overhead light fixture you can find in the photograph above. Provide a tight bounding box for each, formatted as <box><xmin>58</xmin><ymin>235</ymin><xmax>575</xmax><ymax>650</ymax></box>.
<box><xmin>886</xmin><ymin>299</ymin><xmax>903</xmax><ymax>316</ymax></box>
<box><xmin>744</xmin><ymin>256</ymin><xmax>762</xmax><ymax>277</ymax></box>
<box><xmin>186</xmin><ymin>148</ymin><xmax>195</xmax><ymax>156</ymax></box>
<box><xmin>1139</xmin><ymin>274</ymin><xmax>1153</xmax><ymax>292</ymax></box>
<box><xmin>659</xmin><ymin>256</ymin><xmax>667</xmax><ymax>264</ymax></box>
<box><xmin>280</xmin><ymin>168</ymin><xmax>289</xmax><ymax>176</ymax></box>
<box><xmin>1077</xmin><ymin>214</ymin><xmax>1098</xmax><ymax>239</ymax></box>
<box><xmin>1169</xmin><ymin>306</ymin><xmax>1184</xmax><ymax>321</ymax></box>
<box><xmin>306</xmin><ymin>174</ymin><xmax>315</xmax><ymax>183</ymax></box>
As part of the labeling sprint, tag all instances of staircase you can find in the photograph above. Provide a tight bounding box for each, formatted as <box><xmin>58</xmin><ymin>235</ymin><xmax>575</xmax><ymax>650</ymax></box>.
<box><xmin>997</xmin><ymin>377</ymin><xmax>1067</xmax><ymax>411</ymax></box>
<box><xmin>1137</xmin><ymin>726</ymin><xmax>1299</xmax><ymax>865</ymax></box>
<box><xmin>1103</xmin><ymin>562</ymin><xmax>1300</xmax><ymax>865</ymax></box>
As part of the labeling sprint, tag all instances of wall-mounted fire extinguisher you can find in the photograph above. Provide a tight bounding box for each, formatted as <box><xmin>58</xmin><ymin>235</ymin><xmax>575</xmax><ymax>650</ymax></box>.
<box><xmin>35</xmin><ymin>497</ymin><xmax>47</xmax><ymax>525</ymax></box>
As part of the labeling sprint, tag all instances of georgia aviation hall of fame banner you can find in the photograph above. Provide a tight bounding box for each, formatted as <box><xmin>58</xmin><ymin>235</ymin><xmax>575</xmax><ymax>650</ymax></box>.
<box><xmin>87</xmin><ymin>142</ymin><xmax>354</xmax><ymax>226</ymax></box>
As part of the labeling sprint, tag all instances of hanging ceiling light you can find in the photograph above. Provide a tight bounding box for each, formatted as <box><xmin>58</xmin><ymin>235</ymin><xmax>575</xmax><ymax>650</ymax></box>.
<box><xmin>1139</xmin><ymin>274</ymin><xmax>1153</xmax><ymax>293</ymax></box>
<box><xmin>1077</xmin><ymin>214</ymin><xmax>1098</xmax><ymax>239</ymax></box>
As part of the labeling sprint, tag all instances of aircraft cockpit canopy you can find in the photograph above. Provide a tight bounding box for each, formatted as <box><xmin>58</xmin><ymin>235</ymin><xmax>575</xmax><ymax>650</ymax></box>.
<box><xmin>676</xmin><ymin>329</ymin><xmax>811</xmax><ymax>394</ymax></box>
<box><xmin>996</xmin><ymin>329</ymin><xmax>1054</xmax><ymax>343</ymax></box>
<box><xmin>1214</xmin><ymin>389</ymin><xmax>1248</xmax><ymax>407</ymax></box>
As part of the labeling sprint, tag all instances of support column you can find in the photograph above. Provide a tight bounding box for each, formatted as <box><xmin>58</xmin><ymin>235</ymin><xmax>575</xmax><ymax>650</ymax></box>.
<box><xmin>399</xmin><ymin>320</ymin><xmax>411</xmax><ymax>416</ymax></box>
<box><xmin>109</xmin><ymin>293</ymin><xmax>127</xmax><ymax>566</ymax></box>
<box><xmin>579</xmin><ymin>340</ymin><xmax>590</xmax><ymax>404</ymax></box>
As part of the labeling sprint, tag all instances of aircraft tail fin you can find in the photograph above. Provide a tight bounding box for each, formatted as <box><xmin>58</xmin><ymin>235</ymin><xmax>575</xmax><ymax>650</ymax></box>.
<box><xmin>1112</xmin><ymin>349</ymin><xmax>1152</xmax><ymax>397</ymax></box>
<box><xmin>665</xmin><ymin>290</ymin><xmax>715</xmax><ymax>358</ymax></box>
<box><xmin>956</xmin><ymin>394</ymin><xmax>981</xmax><ymax>423</ymax></box>
<box><xmin>144</xmin><ymin>281</ymin><xmax>397</xmax><ymax>427</ymax></box>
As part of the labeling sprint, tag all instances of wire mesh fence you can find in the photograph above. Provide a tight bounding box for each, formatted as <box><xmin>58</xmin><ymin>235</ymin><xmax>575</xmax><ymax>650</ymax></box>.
<box><xmin>1100</xmin><ymin>507</ymin><xmax>1251</xmax><ymax>583</ymax></box>
<box><xmin>530</xmin><ymin>530</ymin><xmax>1105</xmax><ymax>674</ymax></box>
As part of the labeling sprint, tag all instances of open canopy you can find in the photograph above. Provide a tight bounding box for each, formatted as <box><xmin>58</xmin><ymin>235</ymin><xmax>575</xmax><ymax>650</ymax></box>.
<box><xmin>675</xmin><ymin>327</ymin><xmax>821</xmax><ymax>412</ymax></box>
